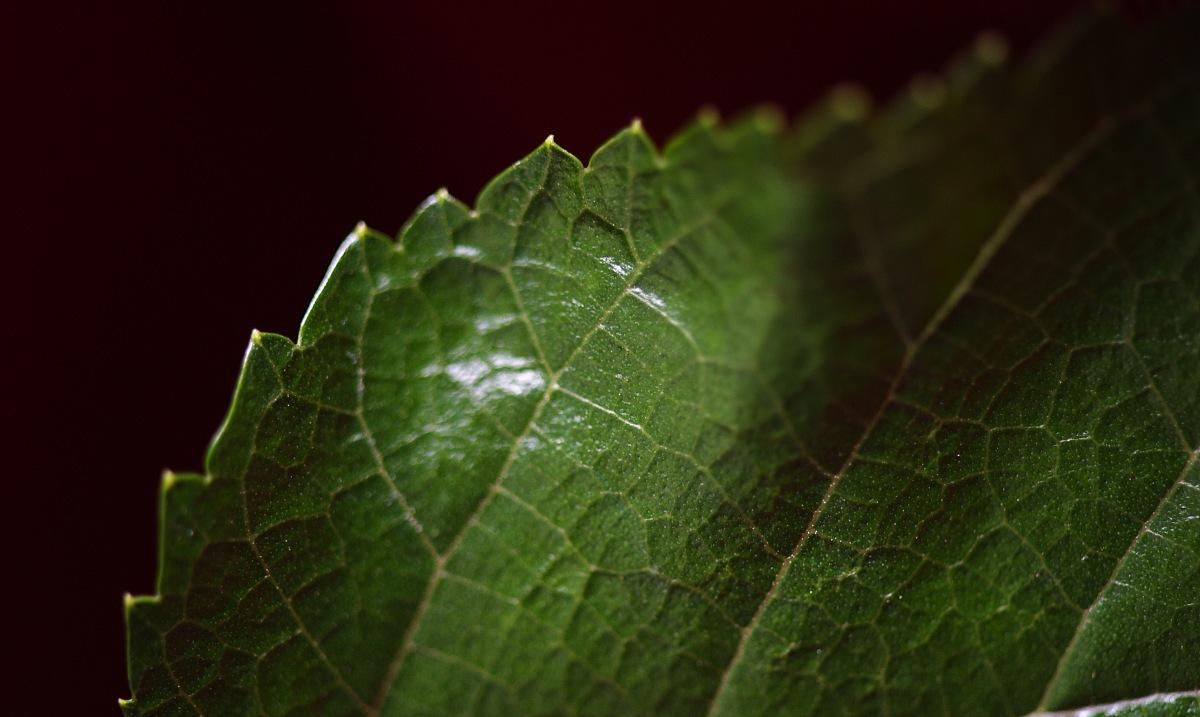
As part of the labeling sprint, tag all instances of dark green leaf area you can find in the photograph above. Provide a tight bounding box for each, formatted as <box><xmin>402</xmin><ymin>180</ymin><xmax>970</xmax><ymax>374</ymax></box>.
<box><xmin>127</xmin><ymin>114</ymin><xmax>885</xmax><ymax>717</ymax></box>
<box><xmin>123</xmin><ymin>8</ymin><xmax>1200</xmax><ymax>717</ymax></box>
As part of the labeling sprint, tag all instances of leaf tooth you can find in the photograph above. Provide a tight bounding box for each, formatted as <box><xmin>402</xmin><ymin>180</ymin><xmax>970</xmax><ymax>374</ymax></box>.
<box><xmin>588</xmin><ymin>122</ymin><xmax>660</xmax><ymax>175</ymax></box>
<box><xmin>909</xmin><ymin>72</ymin><xmax>948</xmax><ymax>111</ymax></box>
<box><xmin>473</xmin><ymin>135</ymin><xmax>582</xmax><ymax>213</ymax></box>
<box><xmin>935</xmin><ymin>29</ymin><xmax>1010</xmax><ymax>101</ymax></box>
<box><xmin>696</xmin><ymin>103</ymin><xmax>721</xmax><ymax>127</ymax></box>
<box><xmin>153</xmin><ymin>470</ymin><xmax>212</xmax><ymax>596</ymax></box>
<box><xmin>747</xmin><ymin>103</ymin><xmax>786</xmax><ymax>134</ymax></box>
<box><xmin>829</xmin><ymin>82</ymin><xmax>873</xmax><ymax>123</ymax></box>
<box><xmin>661</xmin><ymin>107</ymin><xmax>729</xmax><ymax>159</ymax></box>
<box><xmin>974</xmin><ymin>29</ymin><xmax>1010</xmax><ymax>67</ymax></box>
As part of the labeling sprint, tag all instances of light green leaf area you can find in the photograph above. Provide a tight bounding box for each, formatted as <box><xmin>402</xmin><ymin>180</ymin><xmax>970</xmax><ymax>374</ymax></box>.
<box><xmin>124</xmin><ymin>8</ymin><xmax>1200</xmax><ymax>717</ymax></box>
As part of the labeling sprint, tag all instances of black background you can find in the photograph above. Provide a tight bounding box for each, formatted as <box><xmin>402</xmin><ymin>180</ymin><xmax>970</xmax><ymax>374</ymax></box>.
<box><xmin>18</xmin><ymin>1</ymin><xmax>1091</xmax><ymax>712</ymax></box>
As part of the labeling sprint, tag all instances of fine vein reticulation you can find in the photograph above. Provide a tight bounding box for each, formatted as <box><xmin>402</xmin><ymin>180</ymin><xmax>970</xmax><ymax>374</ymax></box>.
<box><xmin>124</xmin><ymin>8</ymin><xmax>1200</xmax><ymax>717</ymax></box>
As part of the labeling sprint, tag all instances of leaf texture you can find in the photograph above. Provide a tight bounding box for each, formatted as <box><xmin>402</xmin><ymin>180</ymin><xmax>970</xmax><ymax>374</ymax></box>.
<box><xmin>124</xmin><ymin>8</ymin><xmax>1200</xmax><ymax>717</ymax></box>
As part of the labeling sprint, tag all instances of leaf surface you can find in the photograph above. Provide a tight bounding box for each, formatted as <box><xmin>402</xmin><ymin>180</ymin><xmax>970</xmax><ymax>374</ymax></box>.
<box><xmin>124</xmin><ymin>9</ymin><xmax>1200</xmax><ymax>716</ymax></box>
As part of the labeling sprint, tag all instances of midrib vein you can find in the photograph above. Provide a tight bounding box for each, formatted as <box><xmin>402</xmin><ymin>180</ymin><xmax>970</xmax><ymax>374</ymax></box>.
<box><xmin>704</xmin><ymin>116</ymin><xmax>1116</xmax><ymax>716</ymax></box>
<box><xmin>368</xmin><ymin>190</ymin><xmax>735</xmax><ymax>714</ymax></box>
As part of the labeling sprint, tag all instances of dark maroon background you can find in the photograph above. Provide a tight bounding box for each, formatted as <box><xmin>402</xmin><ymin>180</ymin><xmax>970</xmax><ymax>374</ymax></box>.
<box><xmin>18</xmin><ymin>1</ymin><xmax>1095</xmax><ymax>712</ymax></box>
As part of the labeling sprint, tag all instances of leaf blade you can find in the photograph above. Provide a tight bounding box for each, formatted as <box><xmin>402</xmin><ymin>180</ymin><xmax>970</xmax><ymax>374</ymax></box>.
<box><xmin>124</xmin><ymin>7</ymin><xmax>1200</xmax><ymax>716</ymax></box>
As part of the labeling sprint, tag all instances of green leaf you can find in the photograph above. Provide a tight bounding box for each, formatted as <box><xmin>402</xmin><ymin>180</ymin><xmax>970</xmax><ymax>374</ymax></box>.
<box><xmin>123</xmin><ymin>8</ymin><xmax>1200</xmax><ymax>716</ymax></box>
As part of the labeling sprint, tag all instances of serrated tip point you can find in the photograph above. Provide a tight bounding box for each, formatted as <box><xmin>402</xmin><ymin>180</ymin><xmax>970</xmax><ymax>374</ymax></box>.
<box><xmin>543</xmin><ymin>134</ymin><xmax>556</xmax><ymax>146</ymax></box>
<box><xmin>975</xmin><ymin>31</ymin><xmax>1009</xmax><ymax>66</ymax></box>
<box><xmin>910</xmin><ymin>74</ymin><xmax>947</xmax><ymax>110</ymax></box>
<box><xmin>435</xmin><ymin>187</ymin><xmax>450</xmax><ymax>201</ymax></box>
<box><xmin>753</xmin><ymin>105</ymin><xmax>786</xmax><ymax>133</ymax></box>
<box><xmin>353</xmin><ymin>221</ymin><xmax>368</xmax><ymax>238</ymax></box>
<box><xmin>162</xmin><ymin>469</ymin><xmax>177</xmax><ymax>489</ymax></box>
<box><xmin>830</xmin><ymin>83</ymin><xmax>871</xmax><ymax>122</ymax></box>
<box><xmin>630</xmin><ymin>117</ymin><xmax>644</xmax><ymax>134</ymax></box>
<box><xmin>250</xmin><ymin>329</ymin><xmax>264</xmax><ymax>346</ymax></box>
<box><xmin>123</xmin><ymin>592</ymin><xmax>135</xmax><ymax>609</ymax></box>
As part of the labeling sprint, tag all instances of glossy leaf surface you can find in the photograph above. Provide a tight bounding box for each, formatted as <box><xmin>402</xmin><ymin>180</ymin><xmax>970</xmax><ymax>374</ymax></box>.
<box><xmin>124</xmin><ymin>9</ymin><xmax>1200</xmax><ymax>717</ymax></box>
